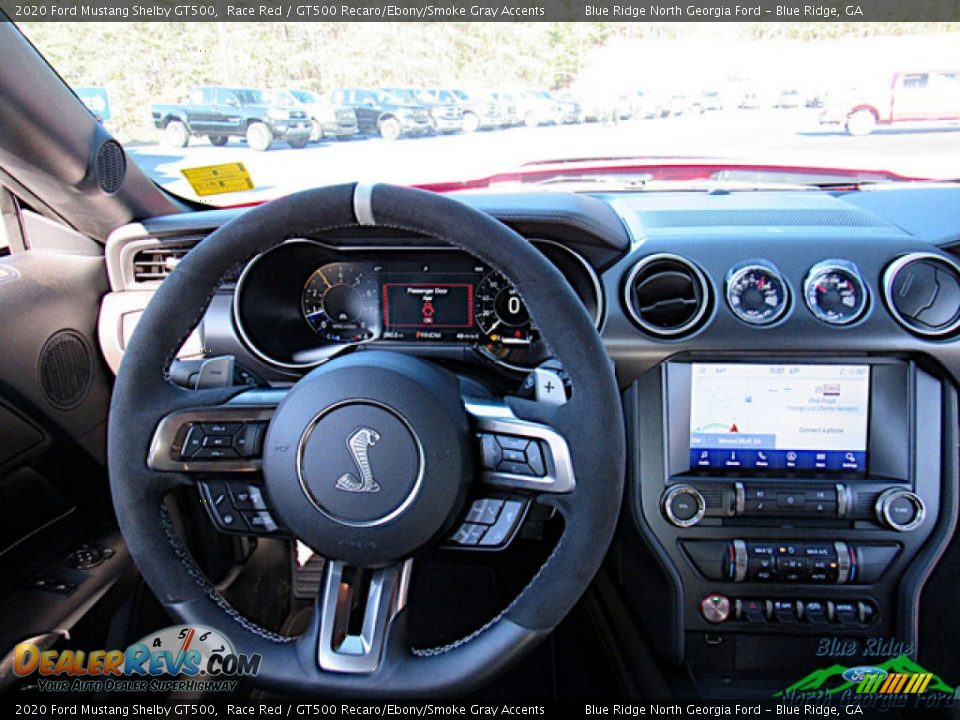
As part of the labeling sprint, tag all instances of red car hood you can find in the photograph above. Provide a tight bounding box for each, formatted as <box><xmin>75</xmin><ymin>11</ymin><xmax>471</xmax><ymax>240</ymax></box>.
<box><xmin>413</xmin><ymin>157</ymin><xmax>919</xmax><ymax>193</ymax></box>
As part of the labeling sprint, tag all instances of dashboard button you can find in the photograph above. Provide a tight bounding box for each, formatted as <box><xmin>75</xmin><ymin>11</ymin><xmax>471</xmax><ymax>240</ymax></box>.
<box><xmin>748</xmin><ymin>543</ymin><xmax>776</xmax><ymax>557</ymax></box>
<box><xmin>802</xmin><ymin>601</ymin><xmax>830</xmax><ymax>624</ymax></box>
<box><xmin>738</xmin><ymin>599</ymin><xmax>770</xmax><ymax>623</ymax></box>
<box><xmin>777</xmin><ymin>492</ymin><xmax>806</xmax><ymax>509</ymax></box>
<box><xmin>832</xmin><ymin>602</ymin><xmax>859</xmax><ymax>625</ymax></box>
<box><xmin>772</xmin><ymin>600</ymin><xmax>799</xmax><ymax>623</ymax></box>
<box><xmin>700</xmin><ymin>594</ymin><xmax>731</xmax><ymax>624</ymax></box>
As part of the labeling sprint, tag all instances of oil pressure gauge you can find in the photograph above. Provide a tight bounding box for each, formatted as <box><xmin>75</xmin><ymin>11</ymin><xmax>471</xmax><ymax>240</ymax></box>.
<box><xmin>725</xmin><ymin>261</ymin><xmax>790</xmax><ymax>325</ymax></box>
<box><xmin>803</xmin><ymin>260</ymin><xmax>868</xmax><ymax>325</ymax></box>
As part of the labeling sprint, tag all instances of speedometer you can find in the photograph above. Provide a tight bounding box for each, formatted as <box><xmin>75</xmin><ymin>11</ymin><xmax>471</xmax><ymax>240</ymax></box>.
<box><xmin>302</xmin><ymin>262</ymin><xmax>379</xmax><ymax>343</ymax></box>
<box><xmin>474</xmin><ymin>271</ymin><xmax>536</xmax><ymax>345</ymax></box>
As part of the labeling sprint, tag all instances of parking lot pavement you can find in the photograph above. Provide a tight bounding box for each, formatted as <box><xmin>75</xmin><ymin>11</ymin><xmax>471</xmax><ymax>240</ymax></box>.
<box><xmin>128</xmin><ymin>108</ymin><xmax>960</xmax><ymax>205</ymax></box>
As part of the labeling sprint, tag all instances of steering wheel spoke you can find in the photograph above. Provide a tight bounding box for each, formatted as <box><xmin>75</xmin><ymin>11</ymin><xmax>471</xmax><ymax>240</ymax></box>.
<box><xmin>315</xmin><ymin>559</ymin><xmax>412</xmax><ymax>674</ymax></box>
<box><xmin>147</xmin><ymin>388</ymin><xmax>282</xmax><ymax>474</ymax></box>
<box><xmin>438</xmin><ymin>398</ymin><xmax>573</xmax><ymax>551</ymax></box>
<box><xmin>465</xmin><ymin>399</ymin><xmax>575</xmax><ymax>494</ymax></box>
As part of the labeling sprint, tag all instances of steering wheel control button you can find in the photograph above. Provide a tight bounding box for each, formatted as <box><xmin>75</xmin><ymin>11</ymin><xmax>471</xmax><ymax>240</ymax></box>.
<box><xmin>298</xmin><ymin>402</ymin><xmax>422</xmax><ymax>526</ymax></box>
<box><xmin>876</xmin><ymin>488</ymin><xmax>925</xmax><ymax>531</ymax></box>
<box><xmin>479</xmin><ymin>500</ymin><xmax>526</xmax><ymax>547</ymax></box>
<box><xmin>700</xmin><ymin>594</ymin><xmax>731</xmax><ymax>624</ymax></box>
<box><xmin>451</xmin><ymin>523</ymin><xmax>487</xmax><ymax>546</ymax></box>
<box><xmin>479</xmin><ymin>433</ymin><xmax>549</xmax><ymax>478</ymax></box>
<box><xmin>181</xmin><ymin>425</ymin><xmax>205</xmax><ymax>458</ymax></box>
<box><xmin>200</xmin><ymin>480</ymin><xmax>283</xmax><ymax>536</ymax></box>
<box><xmin>662</xmin><ymin>485</ymin><xmax>705</xmax><ymax>527</ymax></box>
<box><xmin>243</xmin><ymin>511</ymin><xmax>278</xmax><ymax>533</ymax></box>
<box><xmin>465</xmin><ymin>498</ymin><xmax>504</xmax><ymax>525</ymax></box>
<box><xmin>448</xmin><ymin>498</ymin><xmax>527</xmax><ymax>549</ymax></box>
<box><xmin>175</xmin><ymin>420</ymin><xmax>267</xmax><ymax>462</ymax></box>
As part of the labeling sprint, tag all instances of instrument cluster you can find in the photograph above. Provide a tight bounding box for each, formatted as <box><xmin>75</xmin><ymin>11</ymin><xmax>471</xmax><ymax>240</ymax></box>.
<box><xmin>233</xmin><ymin>239</ymin><xmax>600</xmax><ymax>371</ymax></box>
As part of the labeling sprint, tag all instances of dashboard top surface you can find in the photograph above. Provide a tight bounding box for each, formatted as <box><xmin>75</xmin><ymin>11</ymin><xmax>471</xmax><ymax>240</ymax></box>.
<box><xmin>103</xmin><ymin>184</ymin><xmax>960</xmax><ymax>385</ymax></box>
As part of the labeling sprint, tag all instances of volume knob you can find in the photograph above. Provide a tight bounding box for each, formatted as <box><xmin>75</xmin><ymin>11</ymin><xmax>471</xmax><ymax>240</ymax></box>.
<box><xmin>876</xmin><ymin>489</ymin><xmax>925</xmax><ymax>532</ymax></box>
<box><xmin>662</xmin><ymin>485</ymin><xmax>706</xmax><ymax>528</ymax></box>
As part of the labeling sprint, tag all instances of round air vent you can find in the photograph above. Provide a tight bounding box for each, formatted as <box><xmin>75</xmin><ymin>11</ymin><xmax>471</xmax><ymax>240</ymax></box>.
<box><xmin>95</xmin><ymin>140</ymin><xmax>127</xmax><ymax>194</ymax></box>
<box><xmin>624</xmin><ymin>253</ymin><xmax>710</xmax><ymax>337</ymax></box>
<box><xmin>883</xmin><ymin>253</ymin><xmax>960</xmax><ymax>337</ymax></box>
<box><xmin>38</xmin><ymin>330</ymin><xmax>93</xmax><ymax>410</ymax></box>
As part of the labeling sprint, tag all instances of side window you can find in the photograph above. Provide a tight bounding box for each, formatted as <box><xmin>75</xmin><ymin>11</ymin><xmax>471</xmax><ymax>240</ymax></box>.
<box><xmin>930</xmin><ymin>72</ymin><xmax>960</xmax><ymax>90</ymax></box>
<box><xmin>188</xmin><ymin>89</ymin><xmax>204</xmax><ymax>105</ymax></box>
<box><xmin>901</xmin><ymin>74</ymin><xmax>928</xmax><ymax>90</ymax></box>
<box><xmin>216</xmin><ymin>89</ymin><xmax>236</xmax><ymax>105</ymax></box>
<box><xmin>332</xmin><ymin>90</ymin><xmax>345</xmax><ymax>104</ymax></box>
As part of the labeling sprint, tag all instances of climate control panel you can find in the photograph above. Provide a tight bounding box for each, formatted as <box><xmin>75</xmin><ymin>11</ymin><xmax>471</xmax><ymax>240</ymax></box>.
<box><xmin>683</xmin><ymin>539</ymin><xmax>900</xmax><ymax>584</ymax></box>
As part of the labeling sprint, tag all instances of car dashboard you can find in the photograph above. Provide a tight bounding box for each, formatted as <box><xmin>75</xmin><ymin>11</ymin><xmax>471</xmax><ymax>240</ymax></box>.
<box><xmin>99</xmin><ymin>182</ymin><xmax>960</xmax><ymax>697</ymax></box>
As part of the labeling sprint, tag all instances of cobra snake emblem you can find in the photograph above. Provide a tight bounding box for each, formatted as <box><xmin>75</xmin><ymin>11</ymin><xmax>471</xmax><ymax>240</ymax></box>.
<box><xmin>335</xmin><ymin>427</ymin><xmax>381</xmax><ymax>493</ymax></box>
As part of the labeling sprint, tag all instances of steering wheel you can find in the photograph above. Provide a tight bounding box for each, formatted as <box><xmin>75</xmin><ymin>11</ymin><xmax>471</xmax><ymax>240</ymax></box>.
<box><xmin>108</xmin><ymin>183</ymin><xmax>625</xmax><ymax>696</ymax></box>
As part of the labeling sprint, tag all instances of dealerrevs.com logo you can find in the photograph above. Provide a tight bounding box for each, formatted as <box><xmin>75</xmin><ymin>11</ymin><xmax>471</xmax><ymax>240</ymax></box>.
<box><xmin>13</xmin><ymin>625</ymin><xmax>261</xmax><ymax>693</ymax></box>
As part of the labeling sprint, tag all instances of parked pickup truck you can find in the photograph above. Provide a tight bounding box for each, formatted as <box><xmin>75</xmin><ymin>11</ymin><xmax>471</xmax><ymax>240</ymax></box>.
<box><xmin>264</xmin><ymin>88</ymin><xmax>358</xmax><ymax>142</ymax></box>
<box><xmin>330</xmin><ymin>88</ymin><xmax>432</xmax><ymax>140</ymax></box>
<box><xmin>151</xmin><ymin>86</ymin><xmax>311</xmax><ymax>151</ymax></box>
<box><xmin>821</xmin><ymin>70</ymin><xmax>960</xmax><ymax>136</ymax></box>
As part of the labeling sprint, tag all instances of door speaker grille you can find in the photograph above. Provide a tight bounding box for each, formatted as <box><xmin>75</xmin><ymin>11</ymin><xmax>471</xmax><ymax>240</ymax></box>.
<box><xmin>39</xmin><ymin>330</ymin><xmax>93</xmax><ymax>410</ymax></box>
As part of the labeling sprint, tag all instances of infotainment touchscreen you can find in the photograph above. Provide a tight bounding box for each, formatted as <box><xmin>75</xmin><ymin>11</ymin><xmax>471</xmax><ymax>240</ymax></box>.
<box><xmin>688</xmin><ymin>363</ymin><xmax>870</xmax><ymax>472</ymax></box>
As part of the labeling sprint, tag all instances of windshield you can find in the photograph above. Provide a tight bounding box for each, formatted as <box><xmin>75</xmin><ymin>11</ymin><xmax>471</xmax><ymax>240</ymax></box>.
<box><xmin>17</xmin><ymin>22</ymin><xmax>960</xmax><ymax>206</ymax></box>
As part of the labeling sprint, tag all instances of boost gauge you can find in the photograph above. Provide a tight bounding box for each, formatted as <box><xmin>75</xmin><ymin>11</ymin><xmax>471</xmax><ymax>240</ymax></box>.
<box><xmin>725</xmin><ymin>261</ymin><xmax>790</xmax><ymax>325</ymax></box>
<box><xmin>302</xmin><ymin>262</ymin><xmax>380</xmax><ymax>343</ymax></box>
<box><xmin>804</xmin><ymin>260</ymin><xmax>868</xmax><ymax>325</ymax></box>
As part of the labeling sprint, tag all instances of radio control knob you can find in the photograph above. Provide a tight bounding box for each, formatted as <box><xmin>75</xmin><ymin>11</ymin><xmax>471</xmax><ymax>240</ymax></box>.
<box><xmin>663</xmin><ymin>485</ymin><xmax>706</xmax><ymax>528</ymax></box>
<box><xmin>876</xmin><ymin>489</ymin><xmax>925</xmax><ymax>532</ymax></box>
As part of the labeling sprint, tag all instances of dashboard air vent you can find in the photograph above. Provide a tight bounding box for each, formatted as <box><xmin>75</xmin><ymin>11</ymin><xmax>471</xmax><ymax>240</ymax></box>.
<box><xmin>132</xmin><ymin>244</ymin><xmax>193</xmax><ymax>283</ymax></box>
<box><xmin>624</xmin><ymin>254</ymin><xmax>710</xmax><ymax>337</ymax></box>
<box><xmin>883</xmin><ymin>253</ymin><xmax>960</xmax><ymax>337</ymax></box>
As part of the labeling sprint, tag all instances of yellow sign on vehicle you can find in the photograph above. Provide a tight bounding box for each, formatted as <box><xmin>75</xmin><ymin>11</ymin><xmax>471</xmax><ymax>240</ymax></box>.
<box><xmin>181</xmin><ymin>162</ymin><xmax>254</xmax><ymax>197</ymax></box>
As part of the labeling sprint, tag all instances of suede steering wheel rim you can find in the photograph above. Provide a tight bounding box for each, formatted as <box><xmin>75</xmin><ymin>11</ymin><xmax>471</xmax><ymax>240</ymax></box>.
<box><xmin>108</xmin><ymin>183</ymin><xmax>625</xmax><ymax>696</ymax></box>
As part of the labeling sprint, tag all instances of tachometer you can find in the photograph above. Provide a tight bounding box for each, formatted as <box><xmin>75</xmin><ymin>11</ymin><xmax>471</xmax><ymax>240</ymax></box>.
<box><xmin>803</xmin><ymin>260</ymin><xmax>868</xmax><ymax>325</ymax></box>
<box><xmin>474</xmin><ymin>271</ymin><xmax>536</xmax><ymax>345</ymax></box>
<box><xmin>302</xmin><ymin>262</ymin><xmax>379</xmax><ymax>343</ymax></box>
<box><xmin>725</xmin><ymin>261</ymin><xmax>789</xmax><ymax>325</ymax></box>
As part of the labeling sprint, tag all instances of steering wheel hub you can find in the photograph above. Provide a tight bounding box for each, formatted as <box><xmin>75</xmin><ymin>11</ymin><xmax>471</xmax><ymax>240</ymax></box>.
<box><xmin>262</xmin><ymin>351</ymin><xmax>472</xmax><ymax>565</ymax></box>
<box><xmin>298</xmin><ymin>400</ymin><xmax>423</xmax><ymax>526</ymax></box>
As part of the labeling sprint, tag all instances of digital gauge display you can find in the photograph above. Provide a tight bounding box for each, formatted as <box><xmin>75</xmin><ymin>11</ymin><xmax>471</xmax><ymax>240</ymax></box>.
<box><xmin>301</xmin><ymin>254</ymin><xmax>541</xmax><ymax>348</ymax></box>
